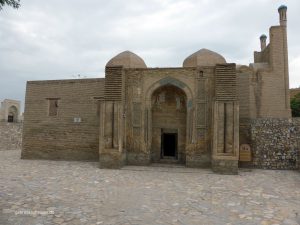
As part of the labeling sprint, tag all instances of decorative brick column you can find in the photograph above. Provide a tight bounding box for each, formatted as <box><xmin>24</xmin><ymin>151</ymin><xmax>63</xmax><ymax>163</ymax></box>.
<box><xmin>211</xmin><ymin>64</ymin><xmax>239</xmax><ymax>174</ymax></box>
<box><xmin>99</xmin><ymin>66</ymin><xmax>126</xmax><ymax>169</ymax></box>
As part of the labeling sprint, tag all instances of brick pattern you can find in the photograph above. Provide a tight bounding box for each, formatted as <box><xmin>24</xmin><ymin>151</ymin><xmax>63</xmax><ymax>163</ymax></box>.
<box><xmin>237</xmin><ymin>73</ymin><xmax>250</xmax><ymax>119</ymax></box>
<box><xmin>22</xmin><ymin>78</ymin><xmax>105</xmax><ymax>161</ymax></box>
<box><xmin>105</xmin><ymin>67</ymin><xmax>123</xmax><ymax>101</ymax></box>
<box><xmin>215</xmin><ymin>64</ymin><xmax>237</xmax><ymax>101</ymax></box>
<box><xmin>254</xmin><ymin>45</ymin><xmax>270</xmax><ymax>63</ymax></box>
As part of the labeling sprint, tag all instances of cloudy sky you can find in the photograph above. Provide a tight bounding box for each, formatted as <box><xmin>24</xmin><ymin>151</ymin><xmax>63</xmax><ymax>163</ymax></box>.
<box><xmin>0</xmin><ymin>0</ymin><xmax>300</xmax><ymax>111</ymax></box>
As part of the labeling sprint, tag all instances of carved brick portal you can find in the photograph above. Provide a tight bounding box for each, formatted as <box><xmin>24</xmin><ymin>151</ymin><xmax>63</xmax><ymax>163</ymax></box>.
<box><xmin>151</xmin><ymin>85</ymin><xmax>187</xmax><ymax>163</ymax></box>
<box><xmin>99</xmin><ymin>65</ymin><xmax>239</xmax><ymax>173</ymax></box>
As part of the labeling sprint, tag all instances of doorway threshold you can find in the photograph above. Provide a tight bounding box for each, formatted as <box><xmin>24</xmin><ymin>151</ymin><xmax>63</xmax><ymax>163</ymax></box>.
<box><xmin>151</xmin><ymin>163</ymin><xmax>185</xmax><ymax>168</ymax></box>
<box><xmin>158</xmin><ymin>157</ymin><xmax>181</xmax><ymax>164</ymax></box>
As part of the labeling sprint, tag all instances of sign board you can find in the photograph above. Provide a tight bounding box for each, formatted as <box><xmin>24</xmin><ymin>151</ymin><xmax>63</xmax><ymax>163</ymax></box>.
<box><xmin>239</xmin><ymin>144</ymin><xmax>251</xmax><ymax>162</ymax></box>
<box><xmin>73</xmin><ymin>117</ymin><xmax>81</xmax><ymax>123</ymax></box>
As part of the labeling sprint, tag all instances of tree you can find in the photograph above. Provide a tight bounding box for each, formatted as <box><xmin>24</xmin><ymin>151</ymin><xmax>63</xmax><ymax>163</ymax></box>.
<box><xmin>290</xmin><ymin>92</ymin><xmax>300</xmax><ymax>117</ymax></box>
<box><xmin>0</xmin><ymin>0</ymin><xmax>20</xmax><ymax>10</ymax></box>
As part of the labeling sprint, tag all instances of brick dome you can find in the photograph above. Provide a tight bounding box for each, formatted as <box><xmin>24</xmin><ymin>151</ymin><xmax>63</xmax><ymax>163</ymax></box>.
<box><xmin>183</xmin><ymin>48</ymin><xmax>226</xmax><ymax>67</ymax></box>
<box><xmin>106</xmin><ymin>51</ymin><xmax>147</xmax><ymax>68</ymax></box>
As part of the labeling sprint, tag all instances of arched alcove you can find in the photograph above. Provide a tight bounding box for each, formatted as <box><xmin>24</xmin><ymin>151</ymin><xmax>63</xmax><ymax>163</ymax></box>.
<box><xmin>8</xmin><ymin>105</ymin><xmax>18</xmax><ymax>122</ymax></box>
<box><xmin>151</xmin><ymin>84</ymin><xmax>187</xmax><ymax>163</ymax></box>
<box><xmin>144</xmin><ymin>77</ymin><xmax>194</xmax><ymax>164</ymax></box>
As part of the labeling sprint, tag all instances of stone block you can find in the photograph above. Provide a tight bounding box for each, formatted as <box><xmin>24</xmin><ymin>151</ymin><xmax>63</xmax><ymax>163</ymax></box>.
<box><xmin>212</xmin><ymin>159</ymin><xmax>239</xmax><ymax>175</ymax></box>
<box><xmin>186</xmin><ymin>153</ymin><xmax>211</xmax><ymax>168</ymax></box>
<box><xmin>127</xmin><ymin>152</ymin><xmax>151</xmax><ymax>165</ymax></box>
<box><xmin>99</xmin><ymin>149</ymin><xmax>125</xmax><ymax>169</ymax></box>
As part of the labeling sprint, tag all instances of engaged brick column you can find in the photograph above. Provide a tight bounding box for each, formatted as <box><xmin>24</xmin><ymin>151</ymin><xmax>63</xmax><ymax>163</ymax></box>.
<box><xmin>99</xmin><ymin>66</ymin><xmax>126</xmax><ymax>169</ymax></box>
<box><xmin>212</xmin><ymin>64</ymin><xmax>239</xmax><ymax>174</ymax></box>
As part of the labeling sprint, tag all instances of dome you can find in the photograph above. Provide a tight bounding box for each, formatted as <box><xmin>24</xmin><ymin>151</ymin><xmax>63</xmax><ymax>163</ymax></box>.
<box><xmin>260</xmin><ymin>34</ymin><xmax>267</xmax><ymax>40</ymax></box>
<box><xmin>106</xmin><ymin>51</ymin><xmax>147</xmax><ymax>68</ymax></box>
<box><xmin>183</xmin><ymin>48</ymin><xmax>226</xmax><ymax>67</ymax></box>
<box><xmin>278</xmin><ymin>5</ymin><xmax>287</xmax><ymax>12</ymax></box>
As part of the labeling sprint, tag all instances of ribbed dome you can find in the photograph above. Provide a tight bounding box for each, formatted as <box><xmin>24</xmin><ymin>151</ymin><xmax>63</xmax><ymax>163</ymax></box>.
<box><xmin>183</xmin><ymin>48</ymin><xmax>226</xmax><ymax>67</ymax></box>
<box><xmin>106</xmin><ymin>51</ymin><xmax>147</xmax><ymax>68</ymax></box>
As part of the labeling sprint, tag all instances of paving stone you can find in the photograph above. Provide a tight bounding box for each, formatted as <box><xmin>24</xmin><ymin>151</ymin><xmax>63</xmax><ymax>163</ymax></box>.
<box><xmin>0</xmin><ymin>150</ymin><xmax>299</xmax><ymax>225</ymax></box>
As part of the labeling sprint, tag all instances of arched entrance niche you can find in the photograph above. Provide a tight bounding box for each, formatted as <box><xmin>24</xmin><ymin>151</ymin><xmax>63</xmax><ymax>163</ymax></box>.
<box><xmin>8</xmin><ymin>105</ymin><xmax>18</xmax><ymax>122</ymax></box>
<box><xmin>145</xmin><ymin>77</ymin><xmax>193</xmax><ymax>164</ymax></box>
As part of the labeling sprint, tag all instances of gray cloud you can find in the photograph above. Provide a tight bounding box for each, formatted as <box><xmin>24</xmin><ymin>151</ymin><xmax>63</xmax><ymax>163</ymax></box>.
<box><xmin>1</xmin><ymin>0</ymin><xmax>300</xmax><ymax>111</ymax></box>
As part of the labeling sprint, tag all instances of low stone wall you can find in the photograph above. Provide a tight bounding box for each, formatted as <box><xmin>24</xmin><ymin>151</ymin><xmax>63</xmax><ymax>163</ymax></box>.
<box><xmin>1</xmin><ymin>118</ymin><xmax>299</xmax><ymax>170</ymax></box>
<box><xmin>0</xmin><ymin>122</ymin><xmax>22</xmax><ymax>150</ymax></box>
<box><xmin>250</xmin><ymin>118</ymin><xmax>300</xmax><ymax>170</ymax></box>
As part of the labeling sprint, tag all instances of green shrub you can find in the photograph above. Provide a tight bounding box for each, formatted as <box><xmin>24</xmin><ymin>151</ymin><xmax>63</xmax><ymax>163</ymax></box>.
<box><xmin>291</xmin><ymin>93</ymin><xmax>300</xmax><ymax>117</ymax></box>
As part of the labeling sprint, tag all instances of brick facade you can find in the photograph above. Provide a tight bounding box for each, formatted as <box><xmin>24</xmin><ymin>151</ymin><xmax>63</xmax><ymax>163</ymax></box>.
<box><xmin>22</xmin><ymin>78</ymin><xmax>104</xmax><ymax>161</ymax></box>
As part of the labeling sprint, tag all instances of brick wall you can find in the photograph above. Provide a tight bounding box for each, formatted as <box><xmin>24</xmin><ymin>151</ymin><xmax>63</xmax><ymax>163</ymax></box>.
<box><xmin>22</xmin><ymin>78</ymin><xmax>105</xmax><ymax>161</ymax></box>
<box><xmin>0</xmin><ymin>122</ymin><xmax>22</xmax><ymax>150</ymax></box>
<box><xmin>257</xmin><ymin>26</ymin><xmax>290</xmax><ymax>118</ymax></box>
<box><xmin>237</xmin><ymin>71</ymin><xmax>250</xmax><ymax>119</ymax></box>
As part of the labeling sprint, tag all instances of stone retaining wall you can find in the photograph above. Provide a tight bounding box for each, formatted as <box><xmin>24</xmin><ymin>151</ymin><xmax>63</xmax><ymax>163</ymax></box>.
<box><xmin>0</xmin><ymin>122</ymin><xmax>22</xmax><ymax>150</ymax></box>
<box><xmin>250</xmin><ymin>118</ymin><xmax>300</xmax><ymax>169</ymax></box>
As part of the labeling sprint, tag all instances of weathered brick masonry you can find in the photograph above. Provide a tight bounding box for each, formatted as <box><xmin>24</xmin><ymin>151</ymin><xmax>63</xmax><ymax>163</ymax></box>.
<box><xmin>21</xmin><ymin>78</ymin><xmax>104</xmax><ymax>161</ymax></box>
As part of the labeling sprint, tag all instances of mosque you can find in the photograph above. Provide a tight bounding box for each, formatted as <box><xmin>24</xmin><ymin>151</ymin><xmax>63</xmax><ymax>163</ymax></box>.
<box><xmin>21</xmin><ymin>6</ymin><xmax>292</xmax><ymax>174</ymax></box>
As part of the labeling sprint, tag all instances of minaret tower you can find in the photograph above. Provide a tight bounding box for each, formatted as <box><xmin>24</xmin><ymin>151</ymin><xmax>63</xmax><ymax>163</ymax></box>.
<box><xmin>260</xmin><ymin>34</ymin><xmax>267</xmax><ymax>51</ymax></box>
<box><xmin>278</xmin><ymin>5</ymin><xmax>290</xmax><ymax>113</ymax></box>
<box><xmin>278</xmin><ymin>5</ymin><xmax>287</xmax><ymax>26</ymax></box>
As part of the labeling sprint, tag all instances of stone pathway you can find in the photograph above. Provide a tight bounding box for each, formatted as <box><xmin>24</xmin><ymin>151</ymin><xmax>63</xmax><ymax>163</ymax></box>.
<box><xmin>1</xmin><ymin>150</ymin><xmax>300</xmax><ymax>225</ymax></box>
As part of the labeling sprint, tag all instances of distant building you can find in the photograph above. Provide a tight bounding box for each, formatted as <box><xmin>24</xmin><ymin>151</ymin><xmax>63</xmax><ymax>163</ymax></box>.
<box><xmin>0</xmin><ymin>99</ymin><xmax>22</xmax><ymax>123</ymax></box>
<box><xmin>290</xmin><ymin>88</ymin><xmax>300</xmax><ymax>99</ymax></box>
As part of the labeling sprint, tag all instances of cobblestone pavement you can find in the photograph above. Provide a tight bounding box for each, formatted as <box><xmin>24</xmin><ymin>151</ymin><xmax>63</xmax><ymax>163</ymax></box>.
<box><xmin>1</xmin><ymin>150</ymin><xmax>300</xmax><ymax>225</ymax></box>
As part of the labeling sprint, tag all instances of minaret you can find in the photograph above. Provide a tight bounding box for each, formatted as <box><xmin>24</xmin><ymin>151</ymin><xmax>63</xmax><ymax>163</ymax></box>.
<box><xmin>278</xmin><ymin>5</ymin><xmax>290</xmax><ymax>114</ymax></box>
<box><xmin>278</xmin><ymin>5</ymin><xmax>287</xmax><ymax>26</ymax></box>
<box><xmin>260</xmin><ymin>34</ymin><xmax>267</xmax><ymax>51</ymax></box>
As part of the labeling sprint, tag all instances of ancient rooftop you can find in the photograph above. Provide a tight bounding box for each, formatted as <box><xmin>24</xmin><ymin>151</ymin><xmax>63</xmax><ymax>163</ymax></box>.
<box><xmin>182</xmin><ymin>48</ymin><xmax>226</xmax><ymax>67</ymax></box>
<box><xmin>106</xmin><ymin>51</ymin><xmax>147</xmax><ymax>68</ymax></box>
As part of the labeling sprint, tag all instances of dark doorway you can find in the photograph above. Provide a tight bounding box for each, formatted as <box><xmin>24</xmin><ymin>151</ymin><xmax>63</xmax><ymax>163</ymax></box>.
<box><xmin>161</xmin><ymin>133</ymin><xmax>177</xmax><ymax>158</ymax></box>
<box><xmin>8</xmin><ymin>115</ymin><xmax>14</xmax><ymax>123</ymax></box>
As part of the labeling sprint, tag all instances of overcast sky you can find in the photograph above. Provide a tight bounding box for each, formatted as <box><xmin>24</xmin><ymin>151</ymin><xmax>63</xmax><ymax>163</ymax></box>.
<box><xmin>0</xmin><ymin>0</ymin><xmax>300</xmax><ymax>111</ymax></box>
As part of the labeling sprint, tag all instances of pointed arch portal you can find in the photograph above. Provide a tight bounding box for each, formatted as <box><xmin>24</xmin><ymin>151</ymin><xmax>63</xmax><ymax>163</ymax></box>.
<box><xmin>145</xmin><ymin>77</ymin><xmax>194</xmax><ymax>164</ymax></box>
